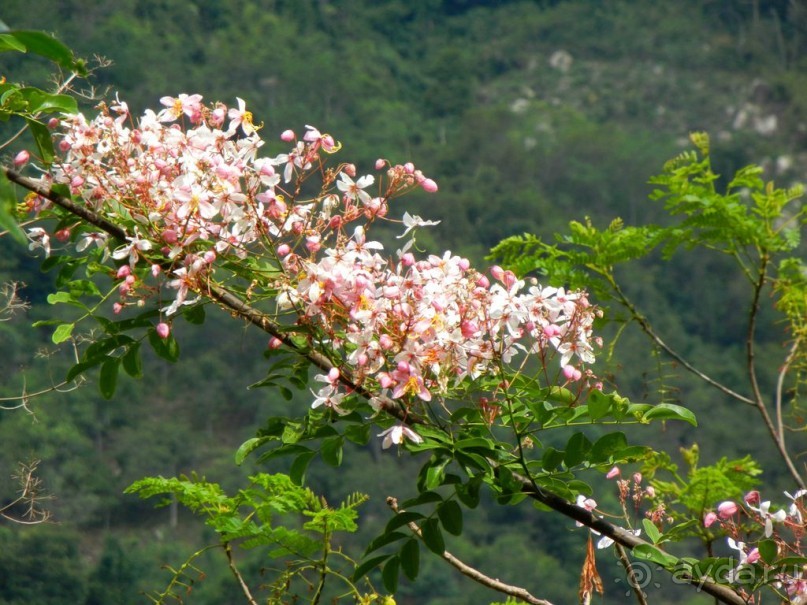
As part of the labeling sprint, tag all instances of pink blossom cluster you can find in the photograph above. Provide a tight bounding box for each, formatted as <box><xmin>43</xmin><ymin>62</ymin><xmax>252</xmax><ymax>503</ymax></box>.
<box><xmin>25</xmin><ymin>93</ymin><xmax>600</xmax><ymax>444</ymax></box>
<box><xmin>284</xmin><ymin>227</ymin><xmax>599</xmax><ymax>417</ymax></box>
<box><xmin>704</xmin><ymin>490</ymin><xmax>807</xmax><ymax>598</ymax></box>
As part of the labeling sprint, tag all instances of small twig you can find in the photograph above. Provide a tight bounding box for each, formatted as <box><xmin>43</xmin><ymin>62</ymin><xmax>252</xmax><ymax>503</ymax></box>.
<box><xmin>387</xmin><ymin>497</ymin><xmax>553</xmax><ymax>605</ymax></box>
<box><xmin>615</xmin><ymin>544</ymin><xmax>649</xmax><ymax>605</ymax></box>
<box><xmin>610</xmin><ymin>279</ymin><xmax>755</xmax><ymax>405</ymax></box>
<box><xmin>225</xmin><ymin>543</ymin><xmax>258</xmax><ymax>605</ymax></box>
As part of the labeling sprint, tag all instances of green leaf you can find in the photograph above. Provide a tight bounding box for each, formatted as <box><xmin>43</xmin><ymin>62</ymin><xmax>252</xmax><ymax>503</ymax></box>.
<box><xmin>235</xmin><ymin>437</ymin><xmax>269</xmax><ymax>466</ymax></box>
<box><xmin>25</xmin><ymin>117</ymin><xmax>54</xmax><ymax>165</ymax></box>
<box><xmin>0</xmin><ymin>34</ymin><xmax>26</xmax><ymax>52</ymax></box>
<box><xmin>99</xmin><ymin>357</ymin><xmax>120</xmax><ymax>400</ymax></box>
<box><xmin>758</xmin><ymin>539</ymin><xmax>777</xmax><ymax>565</ymax></box>
<box><xmin>401</xmin><ymin>491</ymin><xmax>443</xmax><ymax>509</ymax></box>
<box><xmin>121</xmin><ymin>343</ymin><xmax>143</xmax><ymax>378</ymax></box>
<box><xmin>542</xmin><ymin>446</ymin><xmax>565</xmax><ymax>471</ymax></box>
<box><xmin>320</xmin><ymin>436</ymin><xmax>343</xmax><ymax>467</ymax></box>
<box><xmin>365</xmin><ymin>531</ymin><xmax>409</xmax><ymax>555</ymax></box>
<box><xmin>52</xmin><ymin>322</ymin><xmax>74</xmax><ymax>343</ymax></box>
<box><xmin>400</xmin><ymin>539</ymin><xmax>420</xmax><ymax>581</ymax></box>
<box><xmin>564</xmin><ymin>432</ymin><xmax>593</xmax><ymax>468</ymax></box>
<box><xmin>47</xmin><ymin>291</ymin><xmax>74</xmax><ymax>304</ymax></box>
<box><xmin>352</xmin><ymin>554</ymin><xmax>391</xmax><ymax>582</ymax></box>
<box><xmin>587</xmin><ymin>389</ymin><xmax>611</xmax><ymax>421</ymax></box>
<box><xmin>633</xmin><ymin>544</ymin><xmax>677</xmax><ymax>567</ymax></box>
<box><xmin>455</xmin><ymin>476</ymin><xmax>482</xmax><ymax>508</ymax></box>
<box><xmin>420</xmin><ymin>518</ymin><xmax>445</xmax><ymax>555</ymax></box>
<box><xmin>382</xmin><ymin>555</ymin><xmax>400</xmax><ymax>593</ymax></box>
<box><xmin>590</xmin><ymin>432</ymin><xmax>628</xmax><ymax>463</ymax></box>
<box><xmin>344</xmin><ymin>423</ymin><xmax>370</xmax><ymax>445</ymax></box>
<box><xmin>183</xmin><ymin>304</ymin><xmax>206</xmax><ymax>325</ymax></box>
<box><xmin>437</xmin><ymin>500</ymin><xmax>463</xmax><ymax>536</ymax></box>
<box><xmin>385</xmin><ymin>511</ymin><xmax>425</xmax><ymax>534</ymax></box>
<box><xmin>642</xmin><ymin>518</ymin><xmax>661</xmax><ymax>544</ymax></box>
<box><xmin>289</xmin><ymin>450</ymin><xmax>316</xmax><ymax>485</ymax></box>
<box><xmin>642</xmin><ymin>403</ymin><xmax>697</xmax><ymax>426</ymax></box>
<box><xmin>148</xmin><ymin>329</ymin><xmax>180</xmax><ymax>362</ymax></box>
<box><xmin>3</xmin><ymin>31</ymin><xmax>85</xmax><ymax>74</ymax></box>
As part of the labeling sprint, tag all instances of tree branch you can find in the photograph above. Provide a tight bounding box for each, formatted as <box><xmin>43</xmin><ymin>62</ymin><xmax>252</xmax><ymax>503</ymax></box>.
<box><xmin>387</xmin><ymin>497</ymin><xmax>553</xmax><ymax>605</ymax></box>
<box><xmin>224</xmin><ymin>543</ymin><xmax>258</xmax><ymax>605</ymax></box>
<box><xmin>4</xmin><ymin>168</ymin><xmax>749</xmax><ymax>605</ymax></box>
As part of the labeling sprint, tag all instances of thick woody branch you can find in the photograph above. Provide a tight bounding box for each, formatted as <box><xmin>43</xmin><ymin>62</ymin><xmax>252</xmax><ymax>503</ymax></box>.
<box><xmin>4</xmin><ymin>168</ymin><xmax>748</xmax><ymax>605</ymax></box>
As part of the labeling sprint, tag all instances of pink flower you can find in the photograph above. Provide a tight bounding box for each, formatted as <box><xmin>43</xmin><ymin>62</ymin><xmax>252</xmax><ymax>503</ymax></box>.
<box><xmin>13</xmin><ymin>150</ymin><xmax>30</xmax><ymax>167</ymax></box>
<box><xmin>268</xmin><ymin>337</ymin><xmax>283</xmax><ymax>349</ymax></box>
<box><xmin>156</xmin><ymin>322</ymin><xmax>171</xmax><ymax>339</ymax></box>
<box><xmin>606</xmin><ymin>466</ymin><xmax>620</xmax><ymax>479</ymax></box>
<box><xmin>744</xmin><ymin>490</ymin><xmax>760</xmax><ymax>506</ymax></box>
<box><xmin>280</xmin><ymin>129</ymin><xmax>295</xmax><ymax>142</ymax></box>
<box><xmin>421</xmin><ymin>178</ymin><xmax>438</xmax><ymax>192</ymax></box>
<box><xmin>703</xmin><ymin>512</ymin><xmax>718</xmax><ymax>527</ymax></box>
<box><xmin>717</xmin><ymin>501</ymin><xmax>738</xmax><ymax>519</ymax></box>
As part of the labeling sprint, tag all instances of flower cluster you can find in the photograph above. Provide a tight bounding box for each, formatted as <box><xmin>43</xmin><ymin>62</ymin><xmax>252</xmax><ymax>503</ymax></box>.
<box><xmin>704</xmin><ymin>489</ymin><xmax>807</xmax><ymax>599</ymax></box>
<box><xmin>24</xmin><ymin>93</ymin><xmax>600</xmax><ymax>445</ymax></box>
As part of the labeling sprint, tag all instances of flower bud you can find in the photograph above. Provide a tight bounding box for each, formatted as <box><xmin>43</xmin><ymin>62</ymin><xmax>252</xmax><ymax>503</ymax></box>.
<box><xmin>13</xmin><ymin>150</ymin><xmax>30</xmax><ymax>168</ymax></box>
<box><xmin>280</xmin><ymin>129</ymin><xmax>295</xmax><ymax>142</ymax></box>
<box><xmin>703</xmin><ymin>512</ymin><xmax>718</xmax><ymax>528</ymax></box>
<box><xmin>717</xmin><ymin>501</ymin><xmax>738</xmax><ymax>519</ymax></box>
<box><xmin>606</xmin><ymin>466</ymin><xmax>620</xmax><ymax>479</ymax></box>
<box><xmin>375</xmin><ymin>158</ymin><xmax>386</xmax><ymax>170</ymax></box>
<box><xmin>421</xmin><ymin>178</ymin><xmax>438</xmax><ymax>193</ymax></box>
<box><xmin>156</xmin><ymin>322</ymin><xmax>171</xmax><ymax>339</ymax></box>
<box><xmin>268</xmin><ymin>336</ymin><xmax>283</xmax><ymax>349</ymax></box>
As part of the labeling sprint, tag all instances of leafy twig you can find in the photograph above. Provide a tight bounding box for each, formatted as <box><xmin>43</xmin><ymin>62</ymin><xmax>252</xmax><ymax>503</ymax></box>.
<box><xmin>387</xmin><ymin>497</ymin><xmax>553</xmax><ymax>605</ymax></box>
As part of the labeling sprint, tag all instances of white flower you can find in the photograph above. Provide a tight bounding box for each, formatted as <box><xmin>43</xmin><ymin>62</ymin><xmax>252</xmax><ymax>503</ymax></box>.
<box><xmin>378</xmin><ymin>425</ymin><xmax>423</xmax><ymax>449</ymax></box>
<box><xmin>397</xmin><ymin>212</ymin><xmax>441</xmax><ymax>238</ymax></box>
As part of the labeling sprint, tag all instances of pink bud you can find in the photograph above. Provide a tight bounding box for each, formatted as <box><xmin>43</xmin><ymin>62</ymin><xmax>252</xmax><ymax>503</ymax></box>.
<box><xmin>203</xmin><ymin>250</ymin><xmax>216</xmax><ymax>264</ymax></box>
<box><xmin>280</xmin><ymin>129</ymin><xmax>295</xmax><ymax>142</ymax></box>
<box><xmin>397</xmin><ymin>360</ymin><xmax>410</xmax><ymax>373</ymax></box>
<box><xmin>458</xmin><ymin>257</ymin><xmax>470</xmax><ymax>271</ymax></box>
<box><xmin>375</xmin><ymin>158</ymin><xmax>386</xmax><ymax>170</ymax></box>
<box><xmin>13</xmin><ymin>150</ymin><xmax>30</xmax><ymax>168</ymax></box>
<box><xmin>401</xmin><ymin>252</ymin><xmax>415</xmax><ymax>267</ymax></box>
<box><xmin>490</xmin><ymin>265</ymin><xmax>505</xmax><ymax>281</ymax></box>
<box><xmin>305</xmin><ymin>235</ymin><xmax>321</xmax><ymax>253</ymax></box>
<box><xmin>744</xmin><ymin>491</ymin><xmax>760</xmax><ymax>506</ymax></box>
<box><xmin>633</xmin><ymin>472</ymin><xmax>643</xmax><ymax>485</ymax></box>
<box><xmin>645</xmin><ymin>486</ymin><xmax>656</xmax><ymax>498</ymax></box>
<box><xmin>58</xmin><ymin>139</ymin><xmax>71</xmax><ymax>152</ymax></box>
<box><xmin>746</xmin><ymin>548</ymin><xmax>760</xmax><ymax>564</ymax></box>
<box><xmin>476</xmin><ymin>275</ymin><xmax>490</xmax><ymax>289</ymax></box>
<box><xmin>606</xmin><ymin>466</ymin><xmax>620</xmax><ymax>479</ymax></box>
<box><xmin>343</xmin><ymin>163</ymin><xmax>356</xmax><ymax>177</ymax></box>
<box><xmin>55</xmin><ymin>228</ymin><xmax>71</xmax><ymax>242</ymax></box>
<box><xmin>717</xmin><ymin>501</ymin><xmax>738</xmax><ymax>519</ymax></box>
<box><xmin>156</xmin><ymin>322</ymin><xmax>171</xmax><ymax>339</ymax></box>
<box><xmin>116</xmin><ymin>265</ymin><xmax>131</xmax><ymax>279</ymax></box>
<box><xmin>703</xmin><ymin>512</ymin><xmax>718</xmax><ymax>528</ymax></box>
<box><xmin>47</xmin><ymin>117</ymin><xmax>60</xmax><ymax>129</ymax></box>
<box><xmin>421</xmin><ymin>178</ymin><xmax>438</xmax><ymax>193</ymax></box>
<box><xmin>562</xmin><ymin>365</ymin><xmax>582</xmax><ymax>381</ymax></box>
<box><xmin>328</xmin><ymin>367</ymin><xmax>340</xmax><ymax>383</ymax></box>
<box><xmin>268</xmin><ymin>336</ymin><xmax>283</xmax><ymax>349</ymax></box>
<box><xmin>379</xmin><ymin>334</ymin><xmax>394</xmax><ymax>350</ymax></box>
<box><xmin>404</xmin><ymin>162</ymin><xmax>415</xmax><ymax>174</ymax></box>
<box><xmin>502</xmin><ymin>270</ymin><xmax>517</xmax><ymax>288</ymax></box>
<box><xmin>112</xmin><ymin>302</ymin><xmax>123</xmax><ymax>314</ymax></box>
<box><xmin>151</xmin><ymin>264</ymin><xmax>161</xmax><ymax>278</ymax></box>
<box><xmin>276</xmin><ymin>243</ymin><xmax>291</xmax><ymax>257</ymax></box>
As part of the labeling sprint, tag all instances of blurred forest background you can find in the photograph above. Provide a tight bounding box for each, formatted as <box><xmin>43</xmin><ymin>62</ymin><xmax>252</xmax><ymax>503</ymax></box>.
<box><xmin>2</xmin><ymin>1</ymin><xmax>807</xmax><ymax>603</ymax></box>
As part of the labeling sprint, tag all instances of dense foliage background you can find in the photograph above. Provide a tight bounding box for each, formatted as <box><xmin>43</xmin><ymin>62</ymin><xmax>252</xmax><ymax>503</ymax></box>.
<box><xmin>2</xmin><ymin>1</ymin><xmax>807</xmax><ymax>603</ymax></box>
